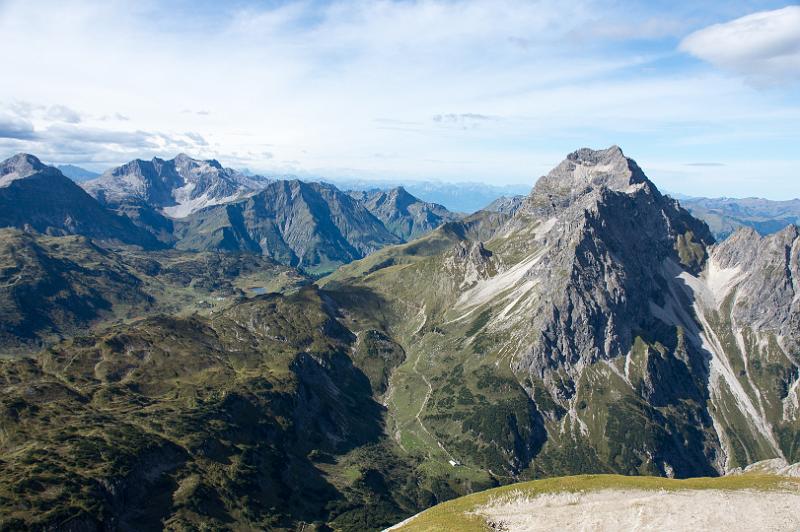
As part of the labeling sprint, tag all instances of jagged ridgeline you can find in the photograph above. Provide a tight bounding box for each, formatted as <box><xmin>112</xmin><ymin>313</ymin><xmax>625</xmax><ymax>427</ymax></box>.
<box><xmin>0</xmin><ymin>146</ymin><xmax>797</xmax><ymax>531</ymax></box>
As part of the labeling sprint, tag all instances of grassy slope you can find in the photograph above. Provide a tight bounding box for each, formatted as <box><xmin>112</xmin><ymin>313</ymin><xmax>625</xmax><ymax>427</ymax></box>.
<box><xmin>0</xmin><ymin>229</ymin><xmax>307</xmax><ymax>353</ymax></box>
<box><xmin>394</xmin><ymin>473</ymin><xmax>800</xmax><ymax>532</ymax></box>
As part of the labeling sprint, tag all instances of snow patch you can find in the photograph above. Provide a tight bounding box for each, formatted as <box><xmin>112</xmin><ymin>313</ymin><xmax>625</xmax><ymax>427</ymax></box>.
<box><xmin>162</xmin><ymin>191</ymin><xmax>248</xmax><ymax>218</ymax></box>
<box><xmin>678</xmin><ymin>257</ymin><xmax>744</xmax><ymax>309</ymax></box>
<box><xmin>454</xmin><ymin>249</ymin><xmax>545</xmax><ymax>311</ymax></box>
<box><xmin>0</xmin><ymin>173</ymin><xmax>28</xmax><ymax>188</ymax></box>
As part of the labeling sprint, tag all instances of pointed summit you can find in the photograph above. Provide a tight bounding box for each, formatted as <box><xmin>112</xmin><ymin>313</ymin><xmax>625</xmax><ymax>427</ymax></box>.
<box><xmin>349</xmin><ymin>186</ymin><xmax>460</xmax><ymax>240</ymax></box>
<box><xmin>0</xmin><ymin>153</ymin><xmax>49</xmax><ymax>185</ymax></box>
<box><xmin>532</xmin><ymin>145</ymin><xmax>651</xmax><ymax>201</ymax></box>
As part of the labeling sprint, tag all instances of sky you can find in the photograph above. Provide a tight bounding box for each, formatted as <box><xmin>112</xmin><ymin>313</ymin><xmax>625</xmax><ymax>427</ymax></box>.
<box><xmin>0</xmin><ymin>0</ymin><xmax>798</xmax><ymax>198</ymax></box>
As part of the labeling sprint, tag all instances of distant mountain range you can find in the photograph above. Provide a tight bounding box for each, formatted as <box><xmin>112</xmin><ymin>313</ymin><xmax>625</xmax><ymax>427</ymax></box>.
<box><xmin>0</xmin><ymin>154</ymin><xmax>162</xmax><ymax>248</ymax></box>
<box><xmin>82</xmin><ymin>153</ymin><xmax>272</xmax><ymax>218</ymax></box>
<box><xmin>49</xmin><ymin>159</ymin><xmax>800</xmax><ymax>242</ymax></box>
<box><xmin>328</xmin><ymin>177</ymin><xmax>531</xmax><ymax>213</ymax></box>
<box><xmin>56</xmin><ymin>164</ymin><xmax>100</xmax><ymax>181</ymax></box>
<box><xmin>0</xmin><ymin>153</ymin><xmax>465</xmax><ymax>275</ymax></box>
<box><xmin>677</xmin><ymin>196</ymin><xmax>800</xmax><ymax>240</ymax></box>
<box><xmin>348</xmin><ymin>186</ymin><xmax>461</xmax><ymax>240</ymax></box>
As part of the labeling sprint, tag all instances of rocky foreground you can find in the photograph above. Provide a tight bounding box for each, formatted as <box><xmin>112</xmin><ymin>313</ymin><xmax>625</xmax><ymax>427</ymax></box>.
<box><xmin>390</xmin><ymin>460</ymin><xmax>800</xmax><ymax>532</ymax></box>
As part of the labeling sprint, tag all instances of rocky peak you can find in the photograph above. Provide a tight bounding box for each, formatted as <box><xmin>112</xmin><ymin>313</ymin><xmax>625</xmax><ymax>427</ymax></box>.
<box><xmin>0</xmin><ymin>153</ymin><xmax>50</xmax><ymax>185</ymax></box>
<box><xmin>712</xmin><ymin>226</ymin><xmax>762</xmax><ymax>268</ymax></box>
<box><xmin>84</xmin><ymin>154</ymin><xmax>270</xmax><ymax>218</ymax></box>
<box><xmin>387</xmin><ymin>186</ymin><xmax>415</xmax><ymax>205</ymax></box>
<box><xmin>451</xmin><ymin>240</ymin><xmax>492</xmax><ymax>262</ymax></box>
<box><xmin>484</xmin><ymin>195</ymin><xmax>524</xmax><ymax>215</ymax></box>
<box><xmin>529</xmin><ymin>146</ymin><xmax>652</xmax><ymax>208</ymax></box>
<box><xmin>172</xmin><ymin>153</ymin><xmax>224</xmax><ymax>172</ymax></box>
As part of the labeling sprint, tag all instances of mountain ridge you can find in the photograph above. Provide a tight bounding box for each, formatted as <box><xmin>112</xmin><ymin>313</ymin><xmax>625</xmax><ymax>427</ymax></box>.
<box><xmin>348</xmin><ymin>186</ymin><xmax>461</xmax><ymax>240</ymax></box>
<box><xmin>174</xmin><ymin>179</ymin><xmax>403</xmax><ymax>275</ymax></box>
<box><xmin>83</xmin><ymin>153</ymin><xmax>272</xmax><ymax>218</ymax></box>
<box><xmin>0</xmin><ymin>154</ymin><xmax>163</xmax><ymax>248</ymax></box>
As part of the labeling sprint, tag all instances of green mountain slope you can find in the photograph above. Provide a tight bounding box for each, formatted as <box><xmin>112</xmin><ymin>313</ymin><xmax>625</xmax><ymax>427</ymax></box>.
<box><xmin>175</xmin><ymin>180</ymin><xmax>402</xmax><ymax>275</ymax></box>
<box><xmin>0</xmin><ymin>229</ymin><xmax>305</xmax><ymax>353</ymax></box>
<box><xmin>0</xmin><ymin>287</ymin><xmax>463</xmax><ymax>530</ymax></box>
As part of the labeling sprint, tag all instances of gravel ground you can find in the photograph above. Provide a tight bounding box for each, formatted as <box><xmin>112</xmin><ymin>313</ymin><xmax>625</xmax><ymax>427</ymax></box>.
<box><xmin>474</xmin><ymin>488</ymin><xmax>800</xmax><ymax>531</ymax></box>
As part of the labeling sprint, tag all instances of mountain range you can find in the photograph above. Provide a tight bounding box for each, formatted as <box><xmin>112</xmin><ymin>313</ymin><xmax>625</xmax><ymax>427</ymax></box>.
<box><xmin>57</xmin><ymin>164</ymin><xmax>100</xmax><ymax>182</ymax></box>
<box><xmin>0</xmin><ymin>154</ymin><xmax>162</xmax><ymax>248</ymax></box>
<box><xmin>678</xmin><ymin>196</ymin><xmax>800</xmax><ymax>239</ymax></box>
<box><xmin>82</xmin><ymin>153</ymin><xmax>272</xmax><ymax>218</ymax></box>
<box><xmin>0</xmin><ymin>146</ymin><xmax>798</xmax><ymax>531</ymax></box>
<box><xmin>0</xmin><ymin>153</ymin><xmax>465</xmax><ymax>276</ymax></box>
<box><xmin>348</xmin><ymin>187</ymin><xmax>461</xmax><ymax>240</ymax></box>
<box><xmin>173</xmin><ymin>180</ymin><xmax>404</xmax><ymax>275</ymax></box>
<box><xmin>328</xmin><ymin>177</ymin><xmax>531</xmax><ymax>213</ymax></box>
<box><xmin>48</xmin><ymin>159</ymin><xmax>800</xmax><ymax>242</ymax></box>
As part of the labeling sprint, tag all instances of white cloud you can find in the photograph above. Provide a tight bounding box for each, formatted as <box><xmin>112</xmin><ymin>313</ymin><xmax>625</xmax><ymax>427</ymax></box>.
<box><xmin>680</xmin><ymin>6</ymin><xmax>800</xmax><ymax>84</ymax></box>
<box><xmin>0</xmin><ymin>113</ymin><xmax>37</xmax><ymax>140</ymax></box>
<box><xmin>46</xmin><ymin>104</ymin><xmax>82</xmax><ymax>124</ymax></box>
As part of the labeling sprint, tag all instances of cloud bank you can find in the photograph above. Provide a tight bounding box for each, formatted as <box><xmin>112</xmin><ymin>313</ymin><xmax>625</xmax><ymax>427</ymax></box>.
<box><xmin>680</xmin><ymin>6</ymin><xmax>800</xmax><ymax>84</ymax></box>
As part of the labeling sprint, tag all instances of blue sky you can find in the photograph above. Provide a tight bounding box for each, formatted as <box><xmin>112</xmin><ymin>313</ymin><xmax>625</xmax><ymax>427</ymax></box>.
<box><xmin>0</xmin><ymin>0</ymin><xmax>798</xmax><ymax>198</ymax></box>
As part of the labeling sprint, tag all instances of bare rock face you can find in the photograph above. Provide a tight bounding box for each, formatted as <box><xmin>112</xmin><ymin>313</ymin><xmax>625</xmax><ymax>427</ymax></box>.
<box><xmin>712</xmin><ymin>225</ymin><xmax>800</xmax><ymax>337</ymax></box>
<box><xmin>503</xmin><ymin>146</ymin><xmax>713</xmax><ymax>380</ymax></box>
<box><xmin>493</xmin><ymin>147</ymin><xmax>799</xmax><ymax>475</ymax></box>
<box><xmin>483</xmin><ymin>194</ymin><xmax>525</xmax><ymax>216</ymax></box>
<box><xmin>83</xmin><ymin>153</ymin><xmax>271</xmax><ymax>218</ymax></box>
